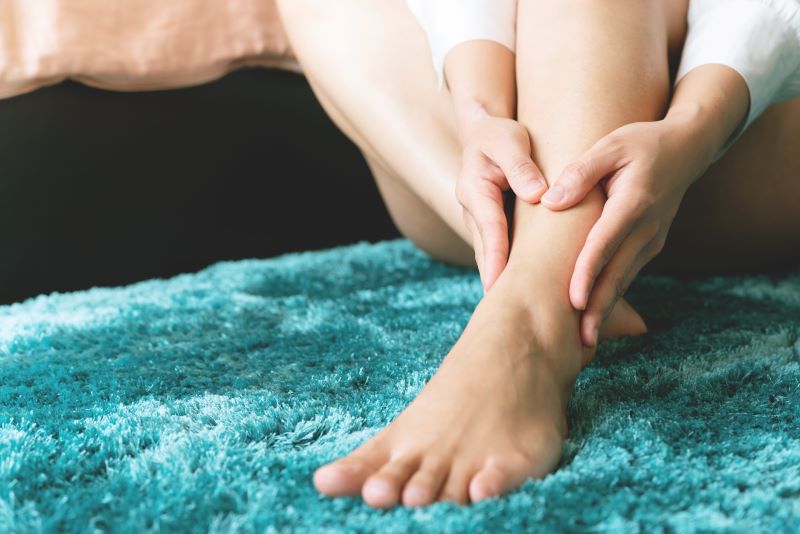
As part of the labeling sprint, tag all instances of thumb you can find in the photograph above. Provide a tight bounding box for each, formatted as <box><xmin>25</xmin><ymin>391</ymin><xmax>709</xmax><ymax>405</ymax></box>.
<box><xmin>542</xmin><ymin>137</ymin><xmax>623</xmax><ymax>211</ymax></box>
<box><xmin>484</xmin><ymin>133</ymin><xmax>547</xmax><ymax>203</ymax></box>
<box><xmin>498</xmin><ymin>155</ymin><xmax>548</xmax><ymax>203</ymax></box>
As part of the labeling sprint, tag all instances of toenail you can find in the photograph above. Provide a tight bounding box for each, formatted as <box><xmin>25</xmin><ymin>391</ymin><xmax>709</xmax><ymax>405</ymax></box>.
<box><xmin>364</xmin><ymin>477</ymin><xmax>394</xmax><ymax>498</ymax></box>
<box><xmin>471</xmin><ymin>485</ymin><xmax>495</xmax><ymax>502</ymax></box>
<box><xmin>403</xmin><ymin>485</ymin><xmax>430</xmax><ymax>505</ymax></box>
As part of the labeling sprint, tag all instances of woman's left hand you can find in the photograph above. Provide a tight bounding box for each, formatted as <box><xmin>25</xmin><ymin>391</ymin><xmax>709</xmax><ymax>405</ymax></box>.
<box><xmin>540</xmin><ymin>117</ymin><xmax>710</xmax><ymax>346</ymax></box>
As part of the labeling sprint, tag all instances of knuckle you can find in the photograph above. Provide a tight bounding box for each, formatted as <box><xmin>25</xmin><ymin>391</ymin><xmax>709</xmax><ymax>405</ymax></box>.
<box><xmin>482</xmin><ymin>218</ymin><xmax>507</xmax><ymax>235</ymax></box>
<box><xmin>505</xmin><ymin>121</ymin><xmax>529</xmax><ymax>142</ymax></box>
<box><xmin>587</xmin><ymin>234</ymin><xmax>614</xmax><ymax>264</ymax></box>
<box><xmin>507</xmin><ymin>158</ymin><xmax>537</xmax><ymax>182</ymax></box>
<box><xmin>461</xmin><ymin>207</ymin><xmax>472</xmax><ymax>226</ymax></box>
<box><xmin>651</xmin><ymin>232</ymin><xmax>668</xmax><ymax>255</ymax></box>
<box><xmin>564</xmin><ymin>160</ymin><xmax>591</xmax><ymax>186</ymax></box>
<box><xmin>481</xmin><ymin>164</ymin><xmax>506</xmax><ymax>183</ymax></box>
<box><xmin>642</xmin><ymin>220</ymin><xmax>661</xmax><ymax>242</ymax></box>
<box><xmin>613</xmin><ymin>275</ymin><xmax>628</xmax><ymax>300</ymax></box>
<box><xmin>630</xmin><ymin>191</ymin><xmax>656</xmax><ymax>215</ymax></box>
<box><xmin>454</xmin><ymin>180</ymin><xmax>470</xmax><ymax>206</ymax></box>
<box><xmin>485</xmin><ymin>240</ymin><xmax>507</xmax><ymax>257</ymax></box>
<box><xmin>599</xmin><ymin>132</ymin><xmax>624</xmax><ymax>154</ymax></box>
<box><xmin>474</xmin><ymin>177</ymin><xmax>499</xmax><ymax>196</ymax></box>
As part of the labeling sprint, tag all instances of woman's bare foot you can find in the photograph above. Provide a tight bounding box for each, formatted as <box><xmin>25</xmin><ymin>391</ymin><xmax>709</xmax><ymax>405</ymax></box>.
<box><xmin>313</xmin><ymin>267</ymin><xmax>647</xmax><ymax>508</ymax></box>
<box><xmin>603</xmin><ymin>298</ymin><xmax>647</xmax><ymax>341</ymax></box>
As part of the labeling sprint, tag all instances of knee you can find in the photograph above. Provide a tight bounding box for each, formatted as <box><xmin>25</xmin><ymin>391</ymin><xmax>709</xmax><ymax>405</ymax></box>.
<box><xmin>276</xmin><ymin>0</ymin><xmax>342</xmax><ymax>25</ymax></box>
<box><xmin>275</xmin><ymin>0</ymin><xmax>321</xmax><ymax>29</ymax></box>
<box><xmin>541</xmin><ymin>0</ymin><xmax>663</xmax><ymax>13</ymax></box>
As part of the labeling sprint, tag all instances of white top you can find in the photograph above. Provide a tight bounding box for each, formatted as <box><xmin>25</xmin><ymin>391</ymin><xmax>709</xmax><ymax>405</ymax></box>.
<box><xmin>407</xmin><ymin>0</ymin><xmax>800</xmax><ymax>158</ymax></box>
<box><xmin>406</xmin><ymin>0</ymin><xmax>517</xmax><ymax>90</ymax></box>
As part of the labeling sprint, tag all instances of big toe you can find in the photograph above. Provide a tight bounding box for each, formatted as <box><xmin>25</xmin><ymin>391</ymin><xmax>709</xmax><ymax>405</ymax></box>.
<box><xmin>314</xmin><ymin>458</ymin><xmax>374</xmax><ymax>497</ymax></box>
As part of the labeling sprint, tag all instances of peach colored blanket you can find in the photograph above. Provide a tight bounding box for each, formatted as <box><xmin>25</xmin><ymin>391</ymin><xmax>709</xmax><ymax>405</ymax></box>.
<box><xmin>0</xmin><ymin>0</ymin><xmax>300</xmax><ymax>100</ymax></box>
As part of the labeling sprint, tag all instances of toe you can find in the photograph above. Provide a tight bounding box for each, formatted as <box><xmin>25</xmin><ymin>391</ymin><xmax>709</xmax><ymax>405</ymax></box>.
<box><xmin>468</xmin><ymin>447</ymin><xmax>560</xmax><ymax>503</ymax></box>
<box><xmin>362</xmin><ymin>457</ymin><xmax>420</xmax><ymax>509</ymax></box>
<box><xmin>314</xmin><ymin>441</ymin><xmax>388</xmax><ymax>497</ymax></box>
<box><xmin>401</xmin><ymin>456</ymin><xmax>450</xmax><ymax>507</ymax></box>
<box><xmin>314</xmin><ymin>457</ymin><xmax>376</xmax><ymax>497</ymax></box>
<box><xmin>468</xmin><ymin>463</ymin><xmax>516</xmax><ymax>503</ymax></box>
<box><xmin>437</xmin><ymin>466</ymin><xmax>472</xmax><ymax>505</ymax></box>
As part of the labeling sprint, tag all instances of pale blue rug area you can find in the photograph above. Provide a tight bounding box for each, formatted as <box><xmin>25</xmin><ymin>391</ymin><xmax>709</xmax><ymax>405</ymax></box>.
<box><xmin>1</xmin><ymin>239</ymin><xmax>799</xmax><ymax>533</ymax></box>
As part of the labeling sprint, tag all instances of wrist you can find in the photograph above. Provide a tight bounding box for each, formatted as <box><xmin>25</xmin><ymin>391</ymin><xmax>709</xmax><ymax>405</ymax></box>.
<box><xmin>454</xmin><ymin>97</ymin><xmax>510</xmax><ymax>141</ymax></box>
<box><xmin>444</xmin><ymin>40</ymin><xmax>516</xmax><ymax>138</ymax></box>
<box><xmin>662</xmin><ymin>103</ymin><xmax>720</xmax><ymax>177</ymax></box>
<box><xmin>664</xmin><ymin>65</ymin><xmax>750</xmax><ymax>173</ymax></box>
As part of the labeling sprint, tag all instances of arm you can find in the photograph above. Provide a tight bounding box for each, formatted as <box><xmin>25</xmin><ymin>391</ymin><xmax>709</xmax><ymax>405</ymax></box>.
<box><xmin>538</xmin><ymin>65</ymin><xmax>749</xmax><ymax>344</ymax></box>
<box><xmin>665</xmin><ymin>65</ymin><xmax>749</xmax><ymax>169</ymax></box>
<box><xmin>561</xmin><ymin>65</ymin><xmax>750</xmax><ymax>343</ymax></box>
<box><xmin>407</xmin><ymin>0</ymin><xmax>548</xmax><ymax>290</ymax></box>
<box><xmin>405</xmin><ymin>0</ymin><xmax>516</xmax><ymax>92</ymax></box>
<box><xmin>444</xmin><ymin>40</ymin><xmax>515</xmax><ymax>134</ymax></box>
<box><xmin>446</xmin><ymin>40</ymin><xmax>548</xmax><ymax>290</ymax></box>
<box><xmin>672</xmin><ymin>0</ymin><xmax>800</xmax><ymax>159</ymax></box>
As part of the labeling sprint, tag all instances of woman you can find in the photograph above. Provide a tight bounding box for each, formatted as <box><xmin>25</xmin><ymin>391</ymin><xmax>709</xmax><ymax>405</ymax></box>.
<box><xmin>277</xmin><ymin>0</ymin><xmax>800</xmax><ymax>508</ymax></box>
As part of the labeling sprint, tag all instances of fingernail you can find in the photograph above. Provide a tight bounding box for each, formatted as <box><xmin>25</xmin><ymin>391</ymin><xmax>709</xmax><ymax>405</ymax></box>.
<box><xmin>525</xmin><ymin>179</ymin><xmax>546</xmax><ymax>197</ymax></box>
<box><xmin>542</xmin><ymin>185</ymin><xmax>565</xmax><ymax>204</ymax></box>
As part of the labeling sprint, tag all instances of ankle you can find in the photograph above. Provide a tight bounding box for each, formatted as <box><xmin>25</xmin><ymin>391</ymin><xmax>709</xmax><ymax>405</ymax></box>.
<box><xmin>480</xmin><ymin>280</ymin><xmax>585</xmax><ymax>383</ymax></box>
<box><xmin>487</xmin><ymin>262</ymin><xmax>577</xmax><ymax>331</ymax></box>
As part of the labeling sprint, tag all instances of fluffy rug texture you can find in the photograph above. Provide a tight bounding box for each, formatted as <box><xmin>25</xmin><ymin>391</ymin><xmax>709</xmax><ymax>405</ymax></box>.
<box><xmin>1</xmin><ymin>239</ymin><xmax>799</xmax><ymax>533</ymax></box>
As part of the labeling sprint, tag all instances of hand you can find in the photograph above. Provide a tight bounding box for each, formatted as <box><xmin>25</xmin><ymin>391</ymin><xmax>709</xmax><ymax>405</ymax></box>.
<box><xmin>540</xmin><ymin>117</ymin><xmax>709</xmax><ymax>346</ymax></box>
<box><xmin>455</xmin><ymin>112</ymin><xmax>548</xmax><ymax>291</ymax></box>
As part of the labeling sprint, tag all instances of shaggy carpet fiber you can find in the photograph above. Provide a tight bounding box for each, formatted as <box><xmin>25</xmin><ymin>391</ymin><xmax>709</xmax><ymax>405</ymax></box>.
<box><xmin>1</xmin><ymin>238</ymin><xmax>799</xmax><ymax>533</ymax></box>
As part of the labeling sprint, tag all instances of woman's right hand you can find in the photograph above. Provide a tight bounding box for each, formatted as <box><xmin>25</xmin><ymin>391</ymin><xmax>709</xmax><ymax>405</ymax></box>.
<box><xmin>455</xmin><ymin>109</ymin><xmax>548</xmax><ymax>291</ymax></box>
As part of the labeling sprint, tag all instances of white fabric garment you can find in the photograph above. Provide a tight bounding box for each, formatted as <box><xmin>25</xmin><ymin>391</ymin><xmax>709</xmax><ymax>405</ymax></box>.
<box><xmin>406</xmin><ymin>0</ymin><xmax>800</xmax><ymax>158</ymax></box>
<box><xmin>676</xmin><ymin>0</ymin><xmax>800</xmax><ymax>153</ymax></box>
<box><xmin>405</xmin><ymin>0</ymin><xmax>516</xmax><ymax>90</ymax></box>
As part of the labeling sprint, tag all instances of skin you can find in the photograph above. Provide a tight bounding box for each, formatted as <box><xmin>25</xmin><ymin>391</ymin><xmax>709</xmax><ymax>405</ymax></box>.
<box><xmin>542</xmin><ymin>65</ymin><xmax>751</xmax><ymax>346</ymax></box>
<box><xmin>446</xmin><ymin>41</ymin><xmax>644</xmax><ymax>334</ymax></box>
<box><xmin>276</xmin><ymin>0</ymin><xmax>800</xmax><ymax>507</ymax></box>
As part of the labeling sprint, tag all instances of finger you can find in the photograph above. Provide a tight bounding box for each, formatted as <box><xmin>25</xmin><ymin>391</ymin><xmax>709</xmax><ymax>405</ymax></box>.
<box><xmin>483</xmin><ymin>134</ymin><xmax>547</xmax><ymax>203</ymax></box>
<box><xmin>542</xmin><ymin>135</ymin><xmax>624</xmax><ymax>210</ymax></box>
<box><xmin>580</xmin><ymin>227</ymin><xmax>655</xmax><ymax>347</ymax></box>
<box><xmin>569</xmin><ymin>194</ymin><xmax>637</xmax><ymax>311</ymax></box>
<box><xmin>462</xmin><ymin>210</ymin><xmax>487</xmax><ymax>289</ymax></box>
<box><xmin>462</xmin><ymin>183</ymin><xmax>509</xmax><ymax>291</ymax></box>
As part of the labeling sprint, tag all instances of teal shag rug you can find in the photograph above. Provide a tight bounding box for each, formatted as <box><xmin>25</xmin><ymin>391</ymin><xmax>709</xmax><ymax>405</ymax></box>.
<box><xmin>1</xmin><ymin>239</ymin><xmax>799</xmax><ymax>533</ymax></box>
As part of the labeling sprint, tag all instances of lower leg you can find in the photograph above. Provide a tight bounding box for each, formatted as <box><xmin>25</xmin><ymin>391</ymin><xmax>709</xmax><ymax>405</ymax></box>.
<box><xmin>490</xmin><ymin>0</ymin><xmax>676</xmax><ymax>353</ymax></box>
<box><xmin>280</xmin><ymin>0</ymin><xmax>646</xmax><ymax>342</ymax></box>
<box><xmin>313</xmin><ymin>0</ymin><xmax>677</xmax><ymax>509</ymax></box>
<box><xmin>421</xmin><ymin>0</ymin><xmax>677</xmax><ymax>497</ymax></box>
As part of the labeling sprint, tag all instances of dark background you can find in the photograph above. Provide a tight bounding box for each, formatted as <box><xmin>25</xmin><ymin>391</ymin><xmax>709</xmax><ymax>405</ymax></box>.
<box><xmin>0</xmin><ymin>68</ymin><xmax>400</xmax><ymax>304</ymax></box>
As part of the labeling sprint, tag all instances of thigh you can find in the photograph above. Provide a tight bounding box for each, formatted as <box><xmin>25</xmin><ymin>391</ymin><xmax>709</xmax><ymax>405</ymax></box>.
<box><xmin>302</xmin><ymin>73</ymin><xmax>474</xmax><ymax>267</ymax></box>
<box><xmin>277</xmin><ymin>0</ymin><xmax>474</xmax><ymax>261</ymax></box>
<box><xmin>364</xmin><ymin>155</ymin><xmax>475</xmax><ymax>267</ymax></box>
<box><xmin>650</xmin><ymin>97</ymin><xmax>800</xmax><ymax>275</ymax></box>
